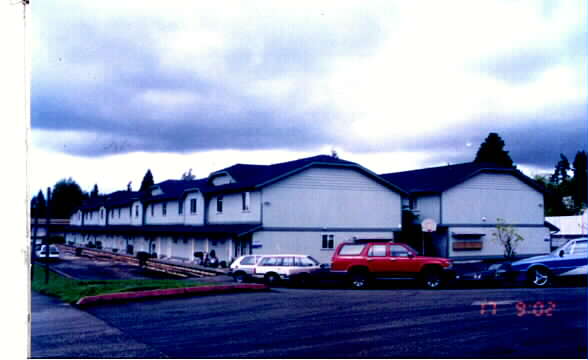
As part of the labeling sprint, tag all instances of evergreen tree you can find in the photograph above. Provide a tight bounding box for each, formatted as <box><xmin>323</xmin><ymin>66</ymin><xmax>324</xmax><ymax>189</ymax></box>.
<box><xmin>31</xmin><ymin>189</ymin><xmax>47</xmax><ymax>219</ymax></box>
<box><xmin>572</xmin><ymin>151</ymin><xmax>587</xmax><ymax>210</ymax></box>
<box><xmin>50</xmin><ymin>178</ymin><xmax>87</xmax><ymax>219</ymax></box>
<box><xmin>139</xmin><ymin>169</ymin><xmax>154</xmax><ymax>192</ymax></box>
<box><xmin>474</xmin><ymin>132</ymin><xmax>514</xmax><ymax>168</ymax></box>
<box><xmin>90</xmin><ymin>184</ymin><xmax>100</xmax><ymax>198</ymax></box>
<box><xmin>550</xmin><ymin>154</ymin><xmax>571</xmax><ymax>184</ymax></box>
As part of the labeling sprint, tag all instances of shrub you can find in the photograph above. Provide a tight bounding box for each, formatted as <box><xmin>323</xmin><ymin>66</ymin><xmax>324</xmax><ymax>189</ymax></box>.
<box><xmin>136</xmin><ymin>251</ymin><xmax>150</xmax><ymax>267</ymax></box>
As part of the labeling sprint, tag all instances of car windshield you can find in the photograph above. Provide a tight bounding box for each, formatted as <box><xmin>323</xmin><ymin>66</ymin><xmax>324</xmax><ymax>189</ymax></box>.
<box><xmin>552</xmin><ymin>238</ymin><xmax>588</xmax><ymax>256</ymax></box>
<box><xmin>403</xmin><ymin>244</ymin><xmax>418</xmax><ymax>255</ymax></box>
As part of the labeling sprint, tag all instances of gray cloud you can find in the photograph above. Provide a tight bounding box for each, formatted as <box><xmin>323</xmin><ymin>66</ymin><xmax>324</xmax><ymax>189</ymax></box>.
<box><xmin>31</xmin><ymin>4</ymin><xmax>381</xmax><ymax>157</ymax></box>
<box><xmin>344</xmin><ymin>103</ymin><xmax>587</xmax><ymax>169</ymax></box>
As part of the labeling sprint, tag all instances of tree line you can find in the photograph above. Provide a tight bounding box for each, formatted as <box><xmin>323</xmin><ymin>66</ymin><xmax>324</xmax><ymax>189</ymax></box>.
<box><xmin>30</xmin><ymin>169</ymin><xmax>156</xmax><ymax>219</ymax></box>
<box><xmin>31</xmin><ymin>133</ymin><xmax>587</xmax><ymax>219</ymax></box>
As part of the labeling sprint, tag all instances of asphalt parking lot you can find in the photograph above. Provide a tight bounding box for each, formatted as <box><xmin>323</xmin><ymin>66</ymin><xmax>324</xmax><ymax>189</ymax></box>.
<box><xmin>37</xmin><ymin>254</ymin><xmax>233</xmax><ymax>283</ymax></box>
<box><xmin>31</xmin><ymin>284</ymin><xmax>587</xmax><ymax>358</ymax></box>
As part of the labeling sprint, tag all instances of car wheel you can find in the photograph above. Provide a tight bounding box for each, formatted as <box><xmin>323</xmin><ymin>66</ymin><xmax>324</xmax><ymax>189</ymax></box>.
<box><xmin>422</xmin><ymin>268</ymin><xmax>443</xmax><ymax>289</ymax></box>
<box><xmin>233</xmin><ymin>272</ymin><xmax>247</xmax><ymax>284</ymax></box>
<box><xmin>294</xmin><ymin>273</ymin><xmax>312</xmax><ymax>288</ymax></box>
<box><xmin>527</xmin><ymin>267</ymin><xmax>552</xmax><ymax>288</ymax></box>
<box><xmin>349</xmin><ymin>272</ymin><xmax>369</xmax><ymax>289</ymax></box>
<box><xmin>264</xmin><ymin>273</ymin><xmax>281</xmax><ymax>286</ymax></box>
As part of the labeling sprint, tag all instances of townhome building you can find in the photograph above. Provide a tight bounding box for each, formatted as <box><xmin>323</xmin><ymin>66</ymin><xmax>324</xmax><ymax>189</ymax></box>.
<box><xmin>65</xmin><ymin>155</ymin><xmax>406</xmax><ymax>264</ymax></box>
<box><xmin>380</xmin><ymin>162</ymin><xmax>551</xmax><ymax>259</ymax></box>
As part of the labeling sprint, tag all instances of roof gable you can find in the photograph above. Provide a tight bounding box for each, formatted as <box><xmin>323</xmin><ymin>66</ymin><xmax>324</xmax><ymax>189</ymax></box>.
<box><xmin>206</xmin><ymin>155</ymin><xmax>406</xmax><ymax>195</ymax></box>
<box><xmin>380</xmin><ymin>162</ymin><xmax>544</xmax><ymax>195</ymax></box>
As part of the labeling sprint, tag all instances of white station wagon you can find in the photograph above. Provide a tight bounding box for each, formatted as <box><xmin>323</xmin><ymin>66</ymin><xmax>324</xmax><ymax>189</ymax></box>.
<box><xmin>252</xmin><ymin>254</ymin><xmax>325</xmax><ymax>286</ymax></box>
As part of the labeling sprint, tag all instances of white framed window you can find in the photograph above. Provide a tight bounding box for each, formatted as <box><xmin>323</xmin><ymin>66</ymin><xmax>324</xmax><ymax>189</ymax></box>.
<box><xmin>135</xmin><ymin>205</ymin><xmax>139</xmax><ymax>217</ymax></box>
<box><xmin>178</xmin><ymin>200</ymin><xmax>184</xmax><ymax>215</ymax></box>
<box><xmin>242</xmin><ymin>192</ymin><xmax>250</xmax><ymax>212</ymax></box>
<box><xmin>190</xmin><ymin>198</ymin><xmax>197</xmax><ymax>214</ymax></box>
<box><xmin>162</xmin><ymin>202</ymin><xmax>167</xmax><ymax>216</ymax></box>
<box><xmin>217</xmin><ymin>196</ymin><xmax>223</xmax><ymax>213</ymax></box>
<box><xmin>151</xmin><ymin>204</ymin><xmax>154</xmax><ymax>217</ymax></box>
<box><xmin>322</xmin><ymin>234</ymin><xmax>334</xmax><ymax>249</ymax></box>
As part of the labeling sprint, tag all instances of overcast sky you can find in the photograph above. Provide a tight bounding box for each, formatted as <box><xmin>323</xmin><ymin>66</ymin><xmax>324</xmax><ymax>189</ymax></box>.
<box><xmin>29</xmin><ymin>0</ymin><xmax>587</xmax><ymax>195</ymax></box>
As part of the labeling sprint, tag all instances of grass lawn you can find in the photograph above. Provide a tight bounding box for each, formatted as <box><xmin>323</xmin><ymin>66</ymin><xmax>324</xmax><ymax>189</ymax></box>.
<box><xmin>31</xmin><ymin>264</ymin><xmax>210</xmax><ymax>303</ymax></box>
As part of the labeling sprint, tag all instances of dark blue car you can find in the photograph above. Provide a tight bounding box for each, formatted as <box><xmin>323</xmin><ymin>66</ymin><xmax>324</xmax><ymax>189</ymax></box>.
<box><xmin>498</xmin><ymin>238</ymin><xmax>587</xmax><ymax>287</ymax></box>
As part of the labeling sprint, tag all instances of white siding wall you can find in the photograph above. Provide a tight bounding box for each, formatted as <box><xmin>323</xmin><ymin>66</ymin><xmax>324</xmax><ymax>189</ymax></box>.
<box><xmin>84</xmin><ymin>210</ymin><xmax>102</xmax><ymax>225</ymax></box>
<box><xmin>108</xmin><ymin>206</ymin><xmax>133</xmax><ymax>225</ymax></box>
<box><xmin>184</xmin><ymin>192</ymin><xmax>206</xmax><ymax>225</ymax></box>
<box><xmin>131</xmin><ymin>201</ymin><xmax>143</xmax><ymax>226</ymax></box>
<box><xmin>414</xmin><ymin>195</ymin><xmax>441</xmax><ymax>223</ymax></box>
<box><xmin>262</xmin><ymin>167</ymin><xmax>402</xmax><ymax>229</ymax></box>
<box><xmin>448</xmin><ymin>226</ymin><xmax>550</xmax><ymax>258</ymax></box>
<box><xmin>208</xmin><ymin>191</ymin><xmax>262</xmax><ymax>224</ymax></box>
<box><xmin>443</xmin><ymin>173</ymin><xmax>544</xmax><ymax>225</ymax></box>
<box><xmin>252</xmin><ymin>230</ymin><xmax>395</xmax><ymax>264</ymax></box>
<box><xmin>145</xmin><ymin>201</ymin><xmax>183</xmax><ymax>225</ymax></box>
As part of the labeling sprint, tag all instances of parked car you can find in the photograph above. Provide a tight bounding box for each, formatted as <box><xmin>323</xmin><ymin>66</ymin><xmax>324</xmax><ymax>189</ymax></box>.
<box><xmin>229</xmin><ymin>255</ymin><xmax>263</xmax><ymax>283</ymax></box>
<box><xmin>35</xmin><ymin>244</ymin><xmax>60</xmax><ymax>261</ymax></box>
<box><xmin>496</xmin><ymin>238</ymin><xmax>587</xmax><ymax>287</ymax></box>
<box><xmin>252</xmin><ymin>254</ymin><xmax>326</xmax><ymax>286</ymax></box>
<box><xmin>331</xmin><ymin>242</ymin><xmax>454</xmax><ymax>289</ymax></box>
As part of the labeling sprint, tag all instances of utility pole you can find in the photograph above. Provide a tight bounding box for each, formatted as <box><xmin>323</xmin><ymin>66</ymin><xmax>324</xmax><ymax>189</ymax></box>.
<box><xmin>44</xmin><ymin>188</ymin><xmax>51</xmax><ymax>284</ymax></box>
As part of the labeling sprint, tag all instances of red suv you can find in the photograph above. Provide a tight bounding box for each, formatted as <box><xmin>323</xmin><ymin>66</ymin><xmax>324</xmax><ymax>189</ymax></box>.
<box><xmin>331</xmin><ymin>242</ymin><xmax>453</xmax><ymax>289</ymax></box>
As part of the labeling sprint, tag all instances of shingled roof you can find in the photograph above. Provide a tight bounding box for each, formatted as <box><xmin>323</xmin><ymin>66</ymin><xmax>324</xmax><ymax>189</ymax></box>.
<box><xmin>379</xmin><ymin>162</ymin><xmax>545</xmax><ymax>195</ymax></box>
<box><xmin>205</xmin><ymin>154</ymin><xmax>406</xmax><ymax>195</ymax></box>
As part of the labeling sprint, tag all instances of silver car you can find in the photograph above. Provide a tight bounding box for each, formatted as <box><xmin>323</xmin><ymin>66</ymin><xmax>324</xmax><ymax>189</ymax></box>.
<box><xmin>229</xmin><ymin>255</ymin><xmax>263</xmax><ymax>283</ymax></box>
<box><xmin>252</xmin><ymin>254</ymin><xmax>324</xmax><ymax>286</ymax></box>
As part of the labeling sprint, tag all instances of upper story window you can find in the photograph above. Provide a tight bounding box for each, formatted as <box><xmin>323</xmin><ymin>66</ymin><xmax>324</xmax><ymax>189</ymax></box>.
<box><xmin>100</xmin><ymin>209</ymin><xmax>104</xmax><ymax>219</ymax></box>
<box><xmin>217</xmin><ymin>196</ymin><xmax>223</xmax><ymax>213</ymax></box>
<box><xmin>242</xmin><ymin>192</ymin><xmax>250</xmax><ymax>212</ymax></box>
<box><xmin>151</xmin><ymin>204</ymin><xmax>154</xmax><ymax>217</ymax></box>
<box><xmin>162</xmin><ymin>202</ymin><xmax>167</xmax><ymax>216</ymax></box>
<box><xmin>190</xmin><ymin>198</ymin><xmax>197</xmax><ymax>214</ymax></box>
<box><xmin>135</xmin><ymin>205</ymin><xmax>139</xmax><ymax>217</ymax></box>
<box><xmin>409</xmin><ymin>198</ymin><xmax>418</xmax><ymax>210</ymax></box>
<box><xmin>118</xmin><ymin>208</ymin><xmax>121</xmax><ymax>218</ymax></box>
<box><xmin>322</xmin><ymin>234</ymin><xmax>334</xmax><ymax>249</ymax></box>
<box><xmin>178</xmin><ymin>200</ymin><xmax>184</xmax><ymax>215</ymax></box>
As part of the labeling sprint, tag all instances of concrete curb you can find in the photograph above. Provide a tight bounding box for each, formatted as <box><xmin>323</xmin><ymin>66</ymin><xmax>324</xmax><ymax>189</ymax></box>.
<box><xmin>76</xmin><ymin>284</ymin><xmax>269</xmax><ymax>306</ymax></box>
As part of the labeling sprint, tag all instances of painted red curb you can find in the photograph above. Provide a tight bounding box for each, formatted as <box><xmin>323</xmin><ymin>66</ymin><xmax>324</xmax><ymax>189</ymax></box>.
<box><xmin>76</xmin><ymin>284</ymin><xmax>268</xmax><ymax>306</ymax></box>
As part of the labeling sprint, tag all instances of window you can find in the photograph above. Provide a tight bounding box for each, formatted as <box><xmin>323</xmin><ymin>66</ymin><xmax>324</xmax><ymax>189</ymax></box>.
<box><xmin>118</xmin><ymin>208</ymin><xmax>121</xmax><ymax>218</ymax></box>
<box><xmin>100</xmin><ymin>209</ymin><xmax>104</xmax><ymax>219</ymax></box>
<box><xmin>240</xmin><ymin>256</ymin><xmax>256</xmax><ymax>266</ymax></box>
<box><xmin>190</xmin><ymin>199</ymin><xmax>197</xmax><ymax>214</ymax></box>
<box><xmin>409</xmin><ymin>198</ymin><xmax>418</xmax><ymax>210</ymax></box>
<box><xmin>281</xmin><ymin>257</ymin><xmax>294</xmax><ymax>266</ymax></box>
<box><xmin>162</xmin><ymin>202</ymin><xmax>167</xmax><ymax>216</ymax></box>
<box><xmin>178</xmin><ymin>200</ymin><xmax>183</xmax><ymax>215</ymax></box>
<box><xmin>338</xmin><ymin>244</ymin><xmax>365</xmax><ymax>256</ymax></box>
<box><xmin>151</xmin><ymin>204</ymin><xmax>154</xmax><ymax>216</ymax></box>
<box><xmin>242</xmin><ymin>192</ymin><xmax>250</xmax><ymax>212</ymax></box>
<box><xmin>217</xmin><ymin>196</ymin><xmax>223</xmax><ymax>213</ymax></box>
<box><xmin>572</xmin><ymin>241</ymin><xmax>587</xmax><ymax>255</ymax></box>
<box><xmin>322</xmin><ymin>234</ymin><xmax>334</xmax><ymax>249</ymax></box>
<box><xmin>368</xmin><ymin>244</ymin><xmax>387</xmax><ymax>257</ymax></box>
<box><xmin>295</xmin><ymin>256</ymin><xmax>319</xmax><ymax>267</ymax></box>
<box><xmin>135</xmin><ymin>205</ymin><xmax>139</xmax><ymax>217</ymax></box>
<box><xmin>390</xmin><ymin>244</ymin><xmax>410</xmax><ymax>257</ymax></box>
